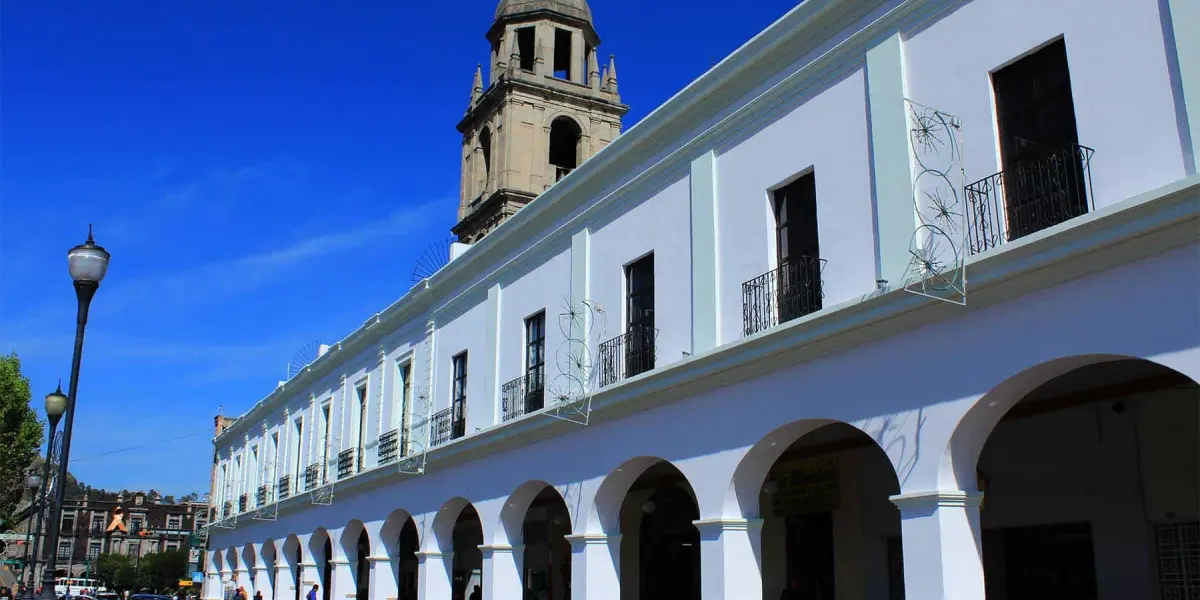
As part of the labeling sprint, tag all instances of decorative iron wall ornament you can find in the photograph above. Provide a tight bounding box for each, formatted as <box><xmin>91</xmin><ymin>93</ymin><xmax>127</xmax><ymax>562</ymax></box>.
<box><xmin>397</xmin><ymin>385</ymin><xmax>431</xmax><ymax>475</ymax></box>
<box><xmin>545</xmin><ymin>297</ymin><xmax>607</xmax><ymax>426</ymax></box>
<box><xmin>308</xmin><ymin>437</ymin><xmax>337</xmax><ymax>506</ymax></box>
<box><xmin>252</xmin><ymin>461</ymin><xmax>281</xmax><ymax>521</ymax></box>
<box><xmin>286</xmin><ymin>342</ymin><xmax>321</xmax><ymax>380</ymax></box>
<box><xmin>901</xmin><ymin>100</ymin><xmax>968</xmax><ymax>305</ymax></box>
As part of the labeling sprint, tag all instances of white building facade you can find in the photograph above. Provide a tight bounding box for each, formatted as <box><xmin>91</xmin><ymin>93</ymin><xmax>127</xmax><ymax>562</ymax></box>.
<box><xmin>203</xmin><ymin>0</ymin><xmax>1200</xmax><ymax>599</ymax></box>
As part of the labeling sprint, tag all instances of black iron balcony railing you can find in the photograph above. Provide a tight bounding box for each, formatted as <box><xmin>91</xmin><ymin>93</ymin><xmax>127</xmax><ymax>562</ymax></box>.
<box><xmin>430</xmin><ymin>406</ymin><xmax>466</xmax><ymax>447</ymax></box>
<box><xmin>337</xmin><ymin>448</ymin><xmax>359</xmax><ymax>479</ymax></box>
<box><xmin>257</xmin><ymin>485</ymin><xmax>270</xmax><ymax>507</ymax></box>
<box><xmin>501</xmin><ymin>370</ymin><xmax>546</xmax><ymax>422</ymax></box>
<box><xmin>598</xmin><ymin>325</ymin><xmax>658</xmax><ymax>388</ymax></box>
<box><xmin>278</xmin><ymin>475</ymin><xmax>291</xmax><ymax>500</ymax></box>
<box><xmin>742</xmin><ymin>255</ymin><xmax>826</xmax><ymax>337</ymax></box>
<box><xmin>304</xmin><ymin>463</ymin><xmax>323</xmax><ymax>491</ymax></box>
<box><xmin>965</xmin><ymin>144</ymin><xmax>1095</xmax><ymax>255</ymax></box>
<box><xmin>378</xmin><ymin>429</ymin><xmax>400</xmax><ymax>465</ymax></box>
<box><xmin>238</xmin><ymin>494</ymin><xmax>249</xmax><ymax>513</ymax></box>
<box><xmin>555</xmin><ymin>165</ymin><xmax>574</xmax><ymax>182</ymax></box>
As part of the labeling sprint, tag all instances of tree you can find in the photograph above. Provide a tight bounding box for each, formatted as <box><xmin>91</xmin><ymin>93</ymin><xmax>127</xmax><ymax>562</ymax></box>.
<box><xmin>94</xmin><ymin>553</ymin><xmax>136</xmax><ymax>591</ymax></box>
<box><xmin>0</xmin><ymin>353</ymin><xmax>45</xmax><ymax>528</ymax></box>
<box><xmin>141</xmin><ymin>549</ymin><xmax>189</xmax><ymax>592</ymax></box>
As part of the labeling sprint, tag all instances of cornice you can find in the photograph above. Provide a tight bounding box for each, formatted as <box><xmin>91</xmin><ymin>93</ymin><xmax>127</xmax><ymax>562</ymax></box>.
<box><xmin>208</xmin><ymin>177</ymin><xmax>1198</xmax><ymax>533</ymax></box>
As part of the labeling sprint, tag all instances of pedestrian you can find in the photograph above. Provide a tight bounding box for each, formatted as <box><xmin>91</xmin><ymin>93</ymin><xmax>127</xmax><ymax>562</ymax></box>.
<box><xmin>467</xmin><ymin>585</ymin><xmax>481</xmax><ymax>600</ymax></box>
<box><xmin>253</xmin><ymin>591</ymin><xmax>262</xmax><ymax>600</ymax></box>
<box><xmin>305</xmin><ymin>585</ymin><xmax>318</xmax><ymax>600</ymax></box>
<box><xmin>1</xmin><ymin>585</ymin><xmax>14</xmax><ymax>600</ymax></box>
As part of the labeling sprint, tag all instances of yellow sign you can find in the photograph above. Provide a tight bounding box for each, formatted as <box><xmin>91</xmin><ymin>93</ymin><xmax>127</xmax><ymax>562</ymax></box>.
<box><xmin>178</xmin><ymin>581</ymin><xmax>194</xmax><ymax>588</ymax></box>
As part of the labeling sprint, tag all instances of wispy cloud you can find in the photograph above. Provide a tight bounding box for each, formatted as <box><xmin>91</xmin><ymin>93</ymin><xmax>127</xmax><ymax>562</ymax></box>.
<box><xmin>106</xmin><ymin>197</ymin><xmax>448</xmax><ymax>310</ymax></box>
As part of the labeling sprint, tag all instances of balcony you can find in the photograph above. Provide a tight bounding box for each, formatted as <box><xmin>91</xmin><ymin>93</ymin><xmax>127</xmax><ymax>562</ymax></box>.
<box><xmin>256</xmin><ymin>485</ymin><xmax>270</xmax><ymax>507</ymax></box>
<box><xmin>378</xmin><ymin>429</ymin><xmax>400</xmax><ymax>465</ymax></box>
<box><xmin>430</xmin><ymin>406</ymin><xmax>465</xmax><ymax>447</ymax></box>
<box><xmin>337</xmin><ymin>448</ymin><xmax>360</xmax><ymax>479</ymax></box>
<box><xmin>304</xmin><ymin>463</ymin><xmax>324</xmax><ymax>491</ymax></box>
<box><xmin>742</xmin><ymin>255</ymin><xmax>825</xmax><ymax>337</ymax></box>
<box><xmin>238</xmin><ymin>494</ymin><xmax>249</xmax><ymax>513</ymax></box>
<box><xmin>965</xmin><ymin>144</ymin><xmax>1095</xmax><ymax>254</ymax></box>
<box><xmin>501</xmin><ymin>370</ymin><xmax>546</xmax><ymax>422</ymax></box>
<box><xmin>598</xmin><ymin>326</ymin><xmax>658</xmax><ymax>388</ymax></box>
<box><xmin>277</xmin><ymin>475</ymin><xmax>291</xmax><ymax>500</ymax></box>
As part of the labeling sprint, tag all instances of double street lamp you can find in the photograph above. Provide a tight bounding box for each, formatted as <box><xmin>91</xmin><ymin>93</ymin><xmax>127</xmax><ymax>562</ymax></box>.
<box><xmin>38</xmin><ymin>228</ymin><xmax>109</xmax><ymax>600</ymax></box>
<box><xmin>23</xmin><ymin>388</ymin><xmax>66</xmax><ymax>600</ymax></box>
<box><xmin>21</xmin><ymin>473</ymin><xmax>43</xmax><ymax>589</ymax></box>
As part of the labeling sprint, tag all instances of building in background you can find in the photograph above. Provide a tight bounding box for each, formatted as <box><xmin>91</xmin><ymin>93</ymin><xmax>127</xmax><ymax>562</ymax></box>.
<box><xmin>15</xmin><ymin>491</ymin><xmax>208</xmax><ymax>585</ymax></box>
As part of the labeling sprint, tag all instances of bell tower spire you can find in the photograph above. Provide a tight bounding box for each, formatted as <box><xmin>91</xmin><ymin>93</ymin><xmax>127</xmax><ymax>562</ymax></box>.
<box><xmin>452</xmin><ymin>0</ymin><xmax>629</xmax><ymax>244</ymax></box>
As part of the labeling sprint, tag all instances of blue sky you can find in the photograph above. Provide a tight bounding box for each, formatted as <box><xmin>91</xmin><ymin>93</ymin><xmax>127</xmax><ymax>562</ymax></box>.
<box><xmin>0</xmin><ymin>0</ymin><xmax>801</xmax><ymax>496</ymax></box>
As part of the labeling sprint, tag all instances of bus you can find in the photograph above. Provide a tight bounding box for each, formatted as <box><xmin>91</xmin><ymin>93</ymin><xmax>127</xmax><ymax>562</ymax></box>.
<box><xmin>54</xmin><ymin>578</ymin><xmax>108</xmax><ymax>597</ymax></box>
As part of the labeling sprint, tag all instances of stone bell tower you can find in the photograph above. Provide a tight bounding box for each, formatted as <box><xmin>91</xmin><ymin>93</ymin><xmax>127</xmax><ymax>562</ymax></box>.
<box><xmin>453</xmin><ymin>0</ymin><xmax>629</xmax><ymax>243</ymax></box>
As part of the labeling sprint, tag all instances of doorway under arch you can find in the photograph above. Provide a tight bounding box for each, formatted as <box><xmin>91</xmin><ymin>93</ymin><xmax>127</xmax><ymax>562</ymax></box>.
<box><xmin>616</xmin><ymin>460</ymin><xmax>700</xmax><ymax>600</ymax></box>
<box><xmin>972</xmin><ymin>358</ymin><xmax>1198</xmax><ymax>599</ymax></box>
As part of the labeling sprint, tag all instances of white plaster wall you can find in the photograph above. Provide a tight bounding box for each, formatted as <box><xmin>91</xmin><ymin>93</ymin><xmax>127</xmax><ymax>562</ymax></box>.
<box><xmin>433</xmin><ymin>298</ymin><xmax>490</xmax><ymax>431</ymax></box>
<box><xmin>587</xmin><ymin>175</ymin><xmax>693</xmax><ymax>370</ymax></box>
<box><xmin>209</xmin><ymin>245</ymin><xmax>1198</xmax><ymax>587</ymax></box>
<box><xmin>903</xmin><ymin>0</ymin><xmax>1186</xmax><ymax>209</ymax></box>
<box><xmin>715</xmin><ymin>67</ymin><xmax>877</xmax><ymax>341</ymax></box>
<box><xmin>496</xmin><ymin>244</ymin><xmax>571</xmax><ymax>399</ymax></box>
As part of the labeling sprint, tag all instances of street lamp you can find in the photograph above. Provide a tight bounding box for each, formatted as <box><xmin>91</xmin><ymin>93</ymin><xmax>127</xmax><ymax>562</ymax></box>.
<box><xmin>40</xmin><ymin>227</ymin><xmax>109</xmax><ymax>600</ymax></box>
<box><xmin>25</xmin><ymin>386</ymin><xmax>66</xmax><ymax>600</ymax></box>
<box><xmin>20</xmin><ymin>473</ymin><xmax>43</xmax><ymax>589</ymax></box>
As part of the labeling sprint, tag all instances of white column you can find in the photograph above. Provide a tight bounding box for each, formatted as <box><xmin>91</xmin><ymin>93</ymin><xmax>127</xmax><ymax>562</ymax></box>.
<box><xmin>563</xmin><ymin>534</ymin><xmax>620</xmax><ymax>600</ymax></box>
<box><xmin>690</xmin><ymin>150</ymin><xmax>720</xmax><ymax>353</ymax></box>
<box><xmin>203</xmin><ymin>553</ymin><xmax>221</xmax><ymax>600</ymax></box>
<box><xmin>865</xmin><ymin>31</ymin><xmax>913</xmax><ymax>285</ymax></box>
<box><xmin>221</xmin><ymin>567</ymin><xmax>234</xmax><ymax>599</ymax></box>
<box><xmin>416</xmin><ymin>551</ymin><xmax>452</xmax><ymax>600</ymax></box>
<box><xmin>299</xmin><ymin>562</ymin><xmax>321</xmax><ymax>592</ymax></box>
<box><xmin>479</xmin><ymin>544</ymin><xmax>522</xmax><ymax>599</ymax></box>
<box><xmin>235</xmin><ymin>567</ymin><xmax>253</xmax><ymax>595</ymax></box>
<box><xmin>890</xmin><ymin>489</ymin><xmax>986</xmax><ymax>600</ymax></box>
<box><xmin>274</xmin><ymin>560</ymin><xmax>297</xmax><ymax>600</ymax></box>
<box><xmin>254</xmin><ymin>566</ymin><xmax>274</xmax><ymax>600</ymax></box>
<box><xmin>329</xmin><ymin>559</ymin><xmax>355</xmax><ymax>600</ymax></box>
<box><xmin>367</xmin><ymin>556</ymin><xmax>396</xmax><ymax>600</ymax></box>
<box><xmin>694</xmin><ymin>518</ymin><xmax>763</xmax><ymax>600</ymax></box>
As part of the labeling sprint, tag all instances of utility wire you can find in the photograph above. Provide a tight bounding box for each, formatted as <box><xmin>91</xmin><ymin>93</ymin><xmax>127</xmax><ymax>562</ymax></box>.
<box><xmin>71</xmin><ymin>430</ymin><xmax>212</xmax><ymax>462</ymax></box>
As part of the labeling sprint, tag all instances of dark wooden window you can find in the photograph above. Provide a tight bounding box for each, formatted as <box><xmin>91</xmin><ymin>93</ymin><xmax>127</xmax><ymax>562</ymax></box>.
<box><xmin>451</xmin><ymin>352</ymin><xmax>468</xmax><ymax>439</ymax></box>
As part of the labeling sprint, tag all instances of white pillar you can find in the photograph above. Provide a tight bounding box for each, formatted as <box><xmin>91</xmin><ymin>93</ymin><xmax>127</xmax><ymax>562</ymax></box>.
<box><xmin>235</xmin><ymin>567</ymin><xmax>253</xmax><ymax>595</ymax></box>
<box><xmin>299</xmin><ymin>562</ymin><xmax>321</xmax><ymax>592</ymax></box>
<box><xmin>274</xmin><ymin>560</ymin><xmax>297</xmax><ymax>600</ymax></box>
<box><xmin>694</xmin><ymin>518</ymin><xmax>763</xmax><ymax>600</ymax></box>
<box><xmin>563</xmin><ymin>534</ymin><xmax>620</xmax><ymax>600</ymax></box>
<box><xmin>367</xmin><ymin>556</ymin><xmax>396</xmax><ymax>600</ymax></box>
<box><xmin>890</xmin><ymin>489</ymin><xmax>986</xmax><ymax>600</ymax></box>
<box><xmin>254</xmin><ymin>566</ymin><xmax>274</xmax><ymax>600</ymax></box>
<box><xmin>479</xmin><ymin>544</ymin><xmax>522</xmax><ymax>599</ymax></box>
<box><xmin>416</xmin><ymin>551</ymin><xmax>452</xmax><ymax>600</ymax></box>
<box><xmin>221</xmin><ymin>567</ymin><xmax>235</xmax><ymax>599</ymax></box>
<box><xmin>329</xmin><ymin>559</ymin><xmax>355</xmax><ymax>600</ymax></box>
<box><xmin>203</xmin><ymin>554</ymin><xmax>222</xmax><ymax>600</ymax></box>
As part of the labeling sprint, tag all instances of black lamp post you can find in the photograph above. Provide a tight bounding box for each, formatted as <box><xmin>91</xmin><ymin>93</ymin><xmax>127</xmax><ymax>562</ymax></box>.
<box><xmin>25</xmin><ymin>387</ymin><xmax>66</xmax><ymax>600</ymax></box>
<box><xmin>20</xmin><ymin>473</ymin><xmax>43</xmax><ymax>589</ymax></box>
<box><xmin>40</xmin><ymin>228</ymin><xmax>109</xmax><ymax>600</ymax></box>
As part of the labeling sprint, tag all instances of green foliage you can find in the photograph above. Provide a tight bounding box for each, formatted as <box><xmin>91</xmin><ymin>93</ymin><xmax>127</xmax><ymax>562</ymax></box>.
<box><xmin>94</xmin><ymin>549</ymin><xmax>190</xmax><ymax>593</ymax></box>
<box><xmin>0</xmin><ymin>353</ymin><xmax>45</xmax><ymax>528</ymax></box>
<box><xmin>140</xmin><ymin>549</ymin><xmax>189</xmax><ymax>592</ymax></box>
<box><xmin>94</xmin><ymin>553</ymin><xmax>136</xmax><ymax>590</ymax></box>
